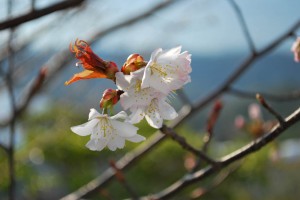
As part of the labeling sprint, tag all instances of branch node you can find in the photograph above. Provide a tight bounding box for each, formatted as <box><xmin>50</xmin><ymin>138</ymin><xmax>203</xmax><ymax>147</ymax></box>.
<box><xmin>256</xmin><ymin>93</ymin><xmax>285</xmax><ymax>126</ymax></box>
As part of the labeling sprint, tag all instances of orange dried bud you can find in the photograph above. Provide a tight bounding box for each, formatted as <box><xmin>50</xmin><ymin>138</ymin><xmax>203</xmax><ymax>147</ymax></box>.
<box><xmin>100</xmin><ymin>89</ymin><xmax>123</xmax><ymax>109</ymax></box>
<box><xmin>65</xmin><ymin>39</ymin><xmax>119</xmax><ymax>85</ymax></box>
<box><xmin>121</xmin><ymin>54</ymin><xmax>146</xmax><ymax>75</ymax></box>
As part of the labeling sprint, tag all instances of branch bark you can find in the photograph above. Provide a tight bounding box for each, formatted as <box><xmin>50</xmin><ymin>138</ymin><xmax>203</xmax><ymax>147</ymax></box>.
<box><xmin>0</xmin><ymin>0</ymin><xmax>85</xmax><ymax>30</ymax></box>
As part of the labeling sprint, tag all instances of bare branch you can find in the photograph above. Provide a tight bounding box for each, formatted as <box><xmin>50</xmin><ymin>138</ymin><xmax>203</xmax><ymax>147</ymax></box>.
<box><xmin>145</xmin><ymin>107</ymin><xmax>300</xmax><ymax>199</ymax></box>
<box><xmin>203</xmin><ymin>100</ymin><xmax>223</xmax><ymax>152</ymax></box>
<box><xmin>256</xmin><ymin>94</ymin><xmax>285</xmax><ymax>125</ymax></box>
<box><xmin>0</xmin><ymin>0</ymin><xmax>85</xmax><ymax>30</ymax></box>
<box><xmin>160</xmin><ymin>125</ymin><xmax>217</xmax><ymax>165</ymax></box>
<box><xmin>228</xmin><ymin>87</ymin><xmax>300</xmax><ymax>102</ymax></box>
<box><xmin>227</xmin><ymin>0</ymin><xmax>256</xmax><ymax>53</ymax></box>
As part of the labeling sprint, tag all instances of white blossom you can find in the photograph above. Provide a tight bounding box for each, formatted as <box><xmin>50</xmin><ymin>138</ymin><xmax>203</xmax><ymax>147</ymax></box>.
<box><xmin>70</xmin><ymin>109</ymin><xmax>145</xmax><ymax>151</ymax></box>
<box><xmin>141</xmin><ymin>46</ymin><xmax>192</xmax><ymax>94</ymax></box>
<box><xmin>116</xmin><ymin>70</ymin><xmax>178</xmax><ymax>128</ymax></box>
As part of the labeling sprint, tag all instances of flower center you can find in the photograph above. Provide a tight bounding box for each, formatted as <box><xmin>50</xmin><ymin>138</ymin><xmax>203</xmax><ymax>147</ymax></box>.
<box><xmin>150</xmin><ymin>63</ymin><xmax>167</xmax><ymax>77</ymax></box>
<box><xmin>97</xmin><ymin>117</ymin><xmax>115</xmax><ymax>137</ymax></box>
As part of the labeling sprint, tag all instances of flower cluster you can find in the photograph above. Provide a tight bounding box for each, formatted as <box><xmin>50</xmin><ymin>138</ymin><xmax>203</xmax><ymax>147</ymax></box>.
<box><xmin>66</xmin><ymin>40</ymin><xmax>192</xmax><ymax>151</ymax></box>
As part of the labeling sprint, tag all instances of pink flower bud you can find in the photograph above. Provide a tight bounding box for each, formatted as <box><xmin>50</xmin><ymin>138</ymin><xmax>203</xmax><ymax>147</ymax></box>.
<box><xmin>121</xmin><ymin>54</ymin><xmax>146</xmax><ymax>75</ymax></box>
<box><xmin>100</xmin><ymin>89</ymin><xmax>119</xmax><ymax>109</ymax></box>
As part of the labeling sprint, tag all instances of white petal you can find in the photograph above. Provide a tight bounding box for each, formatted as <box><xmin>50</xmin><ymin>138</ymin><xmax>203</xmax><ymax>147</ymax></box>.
<box><xmin>120</xmin><ymin>93</ymin><xmax>134</xmax><ymax>110</ymax></box>
<box><xmin>141</xmin><ymin>66</ymin><xmax>152</xmax><ymax>89</ymax></box>
<box><xmin>128</xmin><ymin>107</ymin><xmax>145</xmax><ymax>124</ymax></box>
<box><xmin>107</xmin><ymin>135</ymin><xmax>125</xmax><ymax>151</ymax></box>
<box><xmin>145</xmin><ymin>113</ymin><xmax>163</xmax><ymax>129</ymax></box>
<box><xmin>145</xmin><ymin>100</ymin><xmax>163</xmax><ymax>128</ymax></box>
<box><xmin>70</xmin><ymin>119</ymin><xmax>98</xmax><ymax>136</ymax></box>
<box><xmin>147</xmin><ymin>72</ymin><xmax>172</xmax><ymax>94</ymax></box>
<box><xmin>110</xmin><ymin>111</ymin><xmax>128</xmax><ymax>120</ymax></box>
<box><xmin>130</xmin><ymin>67</ymin><xmax>145</xmax><ymax>79</ymax></box>
<box><xmin>158</xmin><ymin>100</ymin><xmax>178</xmax><ymax>120</ymax></box>
<box><xmin>150</xmin><ymin>48</ymin><xmax>162</xmax><ymax>62</ymax></box>
<box><xmin>111</xmin><ymin>120</ymin><xmax>138</xmax><ymax>138</ymax></box>
<box><xmin>86</xmin><ymin>138</ymin><xmax>107</xmax><ymax>151</ymax></box>
<box><xmin>88</xmin><ymin>108</ymin><xmax>101</xmax><ymax>120</ymax></box>
<box><xmin>115</xmin><ymin>72</ymin><xmax>130</xmax><ymax>90</ymax></box>
<box><xmin>126</xmin><ymin>134</ymin><xmax>146</xmax><ymax>143</ymax></box>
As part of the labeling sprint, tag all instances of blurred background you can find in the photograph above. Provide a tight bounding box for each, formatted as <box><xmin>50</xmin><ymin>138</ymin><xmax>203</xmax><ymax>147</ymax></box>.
<box><xmin>0</xmin><ymin>0</ymin><xmax>300</xmax><ymax>199</ymax></box>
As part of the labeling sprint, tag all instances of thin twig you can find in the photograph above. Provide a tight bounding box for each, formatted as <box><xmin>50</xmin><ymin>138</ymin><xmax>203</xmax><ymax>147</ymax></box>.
<box><xmin>144</xmin><ymin>107</ymin><xmax>300</xmax><ymax>199</ymax></box>
<box><xmin>0</xmin><ymin>0</ymin><xmax>85</xmax><ymax>30</ymax></box>
<box><xmin>160</xmin><ymin>125</ymin><xmax>217</xmax><ymax>166</ymax></box>
<box><xmin>256</xmin><ymin>94</ymin><xmax>285</xmax><ymax>125</ymax></box>
<box><xmin>227</xmin><ymin>0</ymin><xmax>256</xmax><ymax>53</ymax></box>
<box><xmin>191</xmin><ymin>101</ymin><xmax>223</xmax><ymax>172</ymax></box>
<box><xmin>228</xmin><ymin>87</ymin><xmax>300</xmax><ymax>102</ymax></box>
<box><xmin>203</xmin><ymin>100</ymin><xmax>223</xmax><ymax>152</ymax></box>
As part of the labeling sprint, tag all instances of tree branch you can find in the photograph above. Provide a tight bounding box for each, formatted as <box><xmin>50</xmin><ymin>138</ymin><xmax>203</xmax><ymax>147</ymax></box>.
<box><xmin>146</xmin><ymin>106</ymin><xmax>300</xmax><ymax>200</ymax></box>
<box><xmin>160</xmin><ymin>125</ymin><xmax>217</xmax><ymax>165</ymax></box>
<box><xmin>256</xmin><ymin>94</ymin><xmax>285</xmax><ymax>125</ymax></box>
<box><xmin>227</xmin><ymin>0</ymin><xmax>256</xmax><ymax>53</ymax></box>
<box><xmin>0</xmin><ymin>0</ymin><xmax>85</xmax><ymax>30</ymax></box>
<box><xmin>228</xmin><ymin>87</ymin><xmax>300</xmax><ymax>102</ymax></box>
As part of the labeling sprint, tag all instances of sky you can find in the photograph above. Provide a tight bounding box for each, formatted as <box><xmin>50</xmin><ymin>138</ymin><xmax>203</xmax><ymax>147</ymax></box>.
<box><xmin>0</xmin><ymin>0</ymin><xmax>299</xmax><ymax>56</ymax></box>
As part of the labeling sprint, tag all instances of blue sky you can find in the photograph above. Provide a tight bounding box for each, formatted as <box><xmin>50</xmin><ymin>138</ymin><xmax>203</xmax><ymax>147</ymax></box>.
<box><xmin>1</xmin><ymin>0</ymin><xmax>299</xmax><ymax>56</ymax></box>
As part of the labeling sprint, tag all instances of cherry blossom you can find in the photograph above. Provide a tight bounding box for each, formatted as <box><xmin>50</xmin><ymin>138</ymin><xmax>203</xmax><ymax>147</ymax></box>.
<box><xmin>71</xmin><ymin>109</ymin><xmax>145</xmax><ymax>151</ymax></box>
<box><xmin>141</xmin><ymin>46</ymin><xmax>192</xmax><ymax>94</ymax></box>
<box><xmin>116</xmin><ymin>69</ymin><xmax>178</xmax><ymax>128</ymax></box>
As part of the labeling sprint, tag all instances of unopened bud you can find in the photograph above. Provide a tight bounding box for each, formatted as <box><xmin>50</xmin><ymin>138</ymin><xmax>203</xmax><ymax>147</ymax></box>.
<box><xmin>100</xmin><ymin>89</ymin><xmax>119</xmax><ymax>109</ymax></box>
<box><xmin>121</xmin><ymin>54</ymin><xmax>146</xmax><ymax>75</ymax></box>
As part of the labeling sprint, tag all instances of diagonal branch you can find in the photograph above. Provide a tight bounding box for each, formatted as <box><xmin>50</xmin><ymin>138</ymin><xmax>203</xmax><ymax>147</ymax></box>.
<box><xmin>228</xmin><ymin>87</ymin><xmax>300</xmax><ymax>102</ymax></box>
<box><xmin>0</xmin><ymin>0</ymin><xmax>85</xmax><ymax>30</ymax></box>
<box><xmin>227</xmin><ymin>0</ymin><xmax>256</xmax><ymax>53</ymax></box>
<box><xmin>160</xmin><ymin>125</ymin><xmax>217</xmax><ymax>165</ymax></box>
<box><xmin>256</xmin><ymin>94</ymin><xmax>285</xmax><ymax>125</ymax></box>
<box><xmin>145</xmin><ymin>107</ymin><xmax>300</xmax><ymax>199</ymax></box>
